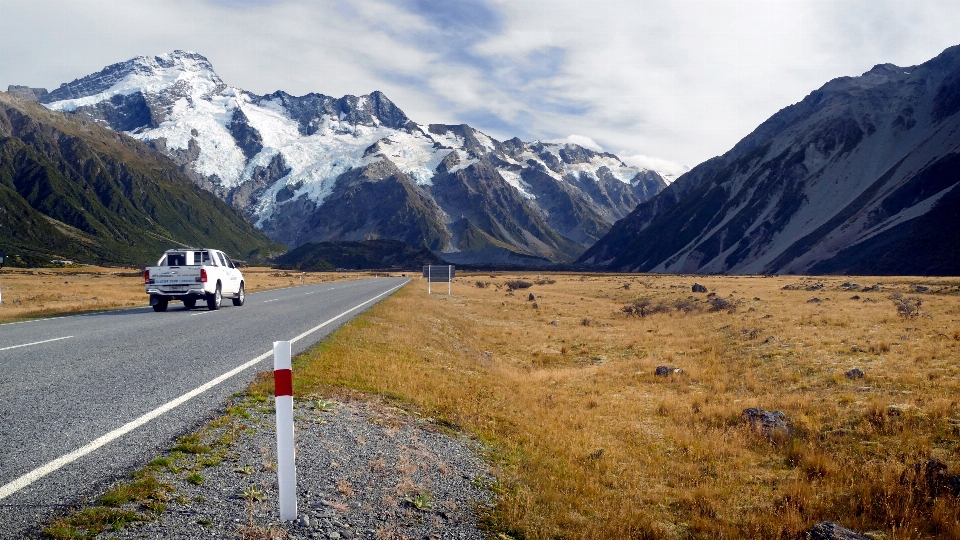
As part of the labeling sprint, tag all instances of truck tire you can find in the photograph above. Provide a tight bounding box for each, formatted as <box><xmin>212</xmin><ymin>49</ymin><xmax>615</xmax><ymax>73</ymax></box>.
<box><xmin>153</xmin><ymin>300</ymin><xmax>168</xmax><ymax>312</ymax></box>
<box><xmin>232</xmin><ymin>283</ymin><xmax>245</xmax><ymax>306</ymax></box>
<box><xmin>183</xmin><ymin>298</ymin><xmax>196</xmax><ymax>309</ymax></box>
<box><xmin>207</xmin><ymin>283</ymin><xmax>222</xmax><ymax>311</ymax></box>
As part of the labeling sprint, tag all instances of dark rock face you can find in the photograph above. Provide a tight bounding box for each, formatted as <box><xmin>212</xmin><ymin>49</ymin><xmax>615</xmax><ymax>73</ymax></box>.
<box><xmin>72</xmin><ymin>91</ymin><xmax>155</xmax><ymax>132</ymax></box>
<box><xmin>692</xmin><ymin>283</ymin><xmax>708</xmax><ymax>293</ymax></box>
<box><xmin>581</xmin><ymin>44</ymin><xmax>960</xmax><ymax>276</ymax></box>
<box><xmin>6</xmin><ymin>86</ymin><xmax>48</xmax><ymax>101</ymax></box>
<box><xmin>431</xmin><ymin>158</ymin><xmax>584</xmax><ymax>262</ymax></box>
<box><xmin>256</xmin><ymin>90</ymin><xmax>410</xmax><ymax>136</ymax></box>
<box><xmin>804</xmin><ymin>521</ymin><xmax>869</xmax><ymax>540</ymax></box>
<box><xmin>228</xmin><ymin>108</ymin><xmax>263</xmax><ymax>160</ymax></box>
<box><xmin>277</xmin><ymin>159</ymin><xmax>451</xmax><ymax>251</ymax></box>
<box><xmin>227</xmin><ymin>153</ymin><xmax>291</xmax><ymax>218</ymax></box>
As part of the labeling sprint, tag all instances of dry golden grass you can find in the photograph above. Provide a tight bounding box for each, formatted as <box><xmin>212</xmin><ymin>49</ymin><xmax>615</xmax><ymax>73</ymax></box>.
<box><xmin>252</xmin><ymin>273</ymin><xmax>960</xmax><ymax>539</ymax></box>
<box><xmin>0</xmin><ymin>267</ymin><xmax>383</xmax><ymax>322</ymax></box>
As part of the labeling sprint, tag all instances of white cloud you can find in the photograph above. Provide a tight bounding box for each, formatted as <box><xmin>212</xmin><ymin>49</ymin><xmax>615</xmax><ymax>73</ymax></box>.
<box><xmin>2</xmin><ymin>0</ymin><xmax>960</xmax><ymax>171</ymax></box>
<box><xmin>619</xmin><ymin>154</ymin><xmax>689</xmax><ymax>182</ymax></box>
<box><xmin>550</xmin><ymin>135</ymin><xmax>603</xmax><ymax>152</ymax></box>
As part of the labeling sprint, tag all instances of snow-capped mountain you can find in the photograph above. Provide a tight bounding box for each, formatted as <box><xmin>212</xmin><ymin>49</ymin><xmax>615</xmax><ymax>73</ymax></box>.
<box><xmin>580</xmin><ymin>44</ymin><xmax>960</xmax><ymax>275</ymax></box>
<box><xmin>38</xmin><ymin>51</ymin><xmax>666</xmax><ymax>263</ymax></box>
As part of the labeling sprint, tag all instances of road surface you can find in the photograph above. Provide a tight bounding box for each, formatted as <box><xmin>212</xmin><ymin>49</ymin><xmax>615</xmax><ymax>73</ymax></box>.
<box><xmin>0</xmin><ymin>277</ymin><xmax>408</xmax><ymax>538</ymax></box>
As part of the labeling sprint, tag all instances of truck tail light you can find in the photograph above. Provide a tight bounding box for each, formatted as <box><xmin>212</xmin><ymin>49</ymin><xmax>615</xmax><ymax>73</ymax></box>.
<box><xmin>200</xmin><ymin>268</ymin><xmax>208</xmax><ymax>283</ymax></box>
<box><xmin>144</xmin><ymin>269</ymin><xmax>150</xmax><ymax>284</ymax></box>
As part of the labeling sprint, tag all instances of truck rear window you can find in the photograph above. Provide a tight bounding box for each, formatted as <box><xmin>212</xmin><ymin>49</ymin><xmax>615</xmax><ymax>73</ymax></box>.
<box><xmin>166</xmin><ymin>253</ymin><xmax>187</xmax><ymax>266</ymax></box>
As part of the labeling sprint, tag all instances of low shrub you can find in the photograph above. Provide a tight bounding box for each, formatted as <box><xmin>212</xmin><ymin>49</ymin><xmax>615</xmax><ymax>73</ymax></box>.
<box><xmin>889</xmin><ymin>292</ymin><xmax>922</xmax><ymax>319</ymax></box>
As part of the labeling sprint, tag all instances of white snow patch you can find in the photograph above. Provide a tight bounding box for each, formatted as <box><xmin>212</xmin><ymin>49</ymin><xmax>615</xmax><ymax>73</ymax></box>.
<box><xmin>498</xmin><ymin>169</ymin><xmax>536</xmax><ymax>199</ymax></box>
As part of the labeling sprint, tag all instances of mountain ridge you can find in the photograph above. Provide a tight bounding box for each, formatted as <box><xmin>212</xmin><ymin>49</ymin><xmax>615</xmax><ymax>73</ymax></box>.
<box><xmin>580</xmin><ymin>44</ymin><xmax>960</xmax><ymax>275</ymax></box>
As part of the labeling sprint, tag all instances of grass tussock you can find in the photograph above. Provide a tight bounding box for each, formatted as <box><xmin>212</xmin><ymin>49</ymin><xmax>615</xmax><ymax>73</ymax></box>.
<box><xmin>250</xmin><ymin>273</ymin><xmax>960</xmax><ymax>539</ymax></box>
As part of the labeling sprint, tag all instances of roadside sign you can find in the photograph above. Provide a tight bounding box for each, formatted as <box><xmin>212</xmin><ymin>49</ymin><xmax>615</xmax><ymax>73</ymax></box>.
<box><xmin>422</xmin><ymin>265</ymin><xmax>454</xmax><ymax>294</ymax></box>
<box><xmin>422</xmin><ymin>265</ymin><xmax>455</xmax><ymax>282</ymax></box>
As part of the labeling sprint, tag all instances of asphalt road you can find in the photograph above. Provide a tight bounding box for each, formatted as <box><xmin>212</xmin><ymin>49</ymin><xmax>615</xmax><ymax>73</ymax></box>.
<box><xmin>0</xmin><ymin>277</ymin><xmax>409</xmax><ymax>538</ymax></box>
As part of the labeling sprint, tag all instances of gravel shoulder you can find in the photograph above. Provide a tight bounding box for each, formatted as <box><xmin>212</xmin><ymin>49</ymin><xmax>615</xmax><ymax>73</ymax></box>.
<box><xmin>85</xmin><ymin>395</ymin><xmax>494</xmax><ymax>540</ymax></box>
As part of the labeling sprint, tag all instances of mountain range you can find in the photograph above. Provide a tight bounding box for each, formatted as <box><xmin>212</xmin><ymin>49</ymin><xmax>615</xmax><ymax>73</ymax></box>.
<box><xmin>580</xmin><ymin>45</ymin><xmax>960</xmax><ymax>275</ymax></box>
<box><xmin>12</xmin><ymin>43</ymin><xmax>960</xmax><ymax>275</ymax></box>
<box><xmin>26</xmin><ymin>51</ymin><xmax>667</xmax><ymax>265</ymax></box>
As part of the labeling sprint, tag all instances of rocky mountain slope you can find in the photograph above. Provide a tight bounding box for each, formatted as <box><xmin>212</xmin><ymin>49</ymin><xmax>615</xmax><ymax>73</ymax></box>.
<box><xmin>0</xmin><ymin>92</ymin><xmax>278</xmax><ymax>267</ymax></box>
<box><xmin>580</xmin><ymin>44</ymin><xmax>960</xmax><ymax>275</ymax></box>
<box><xmin>272</xmin><ymin>239</ymin><xmax>444</xmax><ymax>272</ymax></box>
<box><xmin>33</xmin><ymin>51</ymin><xmax>666</xmax><ymax>264</ymax></box>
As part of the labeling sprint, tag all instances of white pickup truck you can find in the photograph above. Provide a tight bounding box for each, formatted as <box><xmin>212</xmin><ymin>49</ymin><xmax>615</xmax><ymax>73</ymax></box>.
<box><xmin>144</xmin><ymin>248</ymin><xmax>245</xmax><ymax>312</ymax></box>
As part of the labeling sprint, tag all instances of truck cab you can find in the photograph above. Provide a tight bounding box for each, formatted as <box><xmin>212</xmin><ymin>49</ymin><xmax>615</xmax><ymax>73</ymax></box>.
<box><xmin>144</xmin><ymin>248</ymin><xmax>245</xmax><ymax>312</ymax></box>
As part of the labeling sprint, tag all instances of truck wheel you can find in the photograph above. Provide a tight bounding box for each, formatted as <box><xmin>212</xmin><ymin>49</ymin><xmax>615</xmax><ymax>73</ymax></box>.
<box><xmin>207</xmin><ymin>283</ymin><xmax>222</xmax><ymax>311</ymax></box>
<box><xmin>183</xmin><ymin>298</ymin><xmax>196</xmax><ymax>309</ymax></box>
<box><xmin>153</xmin><ymin>300</ymin><xmax>168</xmax><ymax>312</ymax></box>
<box><xmin>232</xmin><ymin>283</ymin><xmax>245</xmax><ymax>306</ymax></box>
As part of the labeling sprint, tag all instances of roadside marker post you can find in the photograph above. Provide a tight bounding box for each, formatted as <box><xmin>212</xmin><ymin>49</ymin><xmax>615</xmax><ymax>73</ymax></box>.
<box><xmin>273</xmin><ymin>340</ymin><xmax>297</xmax><ymax>521</ymax></box>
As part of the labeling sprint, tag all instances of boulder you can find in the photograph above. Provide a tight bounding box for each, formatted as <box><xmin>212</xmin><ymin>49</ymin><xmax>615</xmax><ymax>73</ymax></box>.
<box><xmin>845</xmin><ymin>368</ymin><xmax>865</xmax><ymax>380</ymax></box>
<box><xmin>804</xmin><ymin>521</ymin><xmax>869</xmax><ymax>540</ymax></box>
<box><xmin>655</xmin><ymin>366</ymin><xmax>682</xmax><ymax>377</ymax></box>
<box><xmin>741</xmin><ymin>408</ymin><xmax>792</xmax><ymax>438</ymax></box>
<box><xmin>692</xmin><ymin>283</ymin><xmax>707</xmax><ymax>293</ymax></box>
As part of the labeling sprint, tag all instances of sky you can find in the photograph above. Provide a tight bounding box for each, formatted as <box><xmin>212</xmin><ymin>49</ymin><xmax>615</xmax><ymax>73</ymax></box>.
<box><xmin>2</xmin><ymin>0</ymin><xmax>960</xmax><ymax>177</ymax></box>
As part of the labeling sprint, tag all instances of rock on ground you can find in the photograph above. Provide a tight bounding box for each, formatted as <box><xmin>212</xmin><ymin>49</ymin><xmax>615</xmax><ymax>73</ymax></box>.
<box><xmin>804</xmin><ymin>520</ymin><xmax>869</xmax><ymax>540</ymax></box>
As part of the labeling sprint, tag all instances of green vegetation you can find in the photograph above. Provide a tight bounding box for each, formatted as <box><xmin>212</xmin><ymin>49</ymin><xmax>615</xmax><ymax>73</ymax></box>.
<box><xmin>0</xmin><ymin>92</ymin><xmax>283</xmax><ymax>267</ymax></box>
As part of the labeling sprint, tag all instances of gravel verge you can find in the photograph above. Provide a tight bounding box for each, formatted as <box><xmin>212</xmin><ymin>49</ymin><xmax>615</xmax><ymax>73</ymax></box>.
<box><xmin>87</xmin><ymin>395</ymin><xmax>494</xmax><ymax>540</ymax></box>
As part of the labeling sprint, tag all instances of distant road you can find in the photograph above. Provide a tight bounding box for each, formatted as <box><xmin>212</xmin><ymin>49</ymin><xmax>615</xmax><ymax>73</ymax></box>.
<box><xmin>0</xmin><ymin>277</ymin><xmax>408</xmax><ymax>538</ymax></box>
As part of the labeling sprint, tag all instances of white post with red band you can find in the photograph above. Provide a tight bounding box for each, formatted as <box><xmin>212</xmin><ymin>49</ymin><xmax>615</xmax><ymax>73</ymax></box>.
<box><xmin>273</xmin><ymin>340</ymin><xmax>297</xmax><ymax>521</ymax></box>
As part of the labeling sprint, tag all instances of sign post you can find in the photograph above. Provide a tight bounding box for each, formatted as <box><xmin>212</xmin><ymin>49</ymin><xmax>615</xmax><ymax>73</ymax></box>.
<box><xmin>273</xmin><ymin>341</ymin><xmax>297</xmax><ymax>521</ymax></box>
<box><xmin>422</xmin><ymin>265</ymin><xmax>455</xmax><ymax>295</ymax></box>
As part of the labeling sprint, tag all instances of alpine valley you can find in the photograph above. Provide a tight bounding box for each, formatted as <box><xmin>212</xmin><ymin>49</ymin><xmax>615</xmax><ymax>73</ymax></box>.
<box><xmin>26</xmin><ymin>51</ymin><xmax>667</xmax><ymax>265</ymax></box>
<box><xmin>580</xmin><ymin>44</ymin><xmax>960</xmax><ymax>276</ymax></box>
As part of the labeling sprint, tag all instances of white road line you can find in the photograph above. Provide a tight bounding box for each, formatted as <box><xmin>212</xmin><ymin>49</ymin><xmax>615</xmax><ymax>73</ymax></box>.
<box><xmin>263</xmin><ymin>299</ymin><xmax>279</xmax><ymax>303</ymax></box>
<box><xmin>0</xmin><ymin>336</ymin><xmax>74</xmax><ymax>352</ymax></box>
<box><xmin>0</xmin><ymin>316</ymin><xmax>68</xmax><ymax>327</ymax></box>
<box><xmin>0</xmin><ymin>279</ymin><xmax>409</xmax><ymax>501</ymax></box>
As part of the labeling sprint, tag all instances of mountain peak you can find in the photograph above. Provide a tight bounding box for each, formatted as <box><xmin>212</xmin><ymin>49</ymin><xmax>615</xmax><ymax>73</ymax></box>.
<box><xmin>43</xmin><ymin>50</ymin><xmax>223</xmax><ymax>109</ymax></box>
